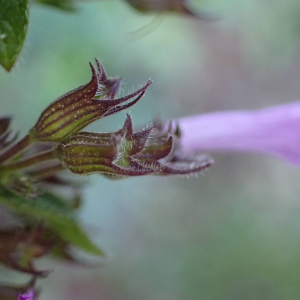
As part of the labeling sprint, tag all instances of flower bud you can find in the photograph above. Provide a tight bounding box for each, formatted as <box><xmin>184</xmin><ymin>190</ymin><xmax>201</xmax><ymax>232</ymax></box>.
<box><xmin>29</xmin><ymin>59</ymin><xmax>151</xmax><ymax>142</ymax></box>
<box><xmin>57</xmin><ymin>114</ymin><xmax>212</xmax><ymax>178</ymax></box>
<box><xmin>57</xmin><ymin>128</ymin><xmax>156</xmax><ymax>177</ymax></box>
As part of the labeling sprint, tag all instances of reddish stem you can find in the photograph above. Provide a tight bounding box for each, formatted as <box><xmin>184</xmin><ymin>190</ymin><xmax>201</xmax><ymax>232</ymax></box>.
<box><xmin>0</xmin><ymin>149</ymin><xmax>58</xmax><ymax>171</ymax></box>
<box><xmin>0</xmin><ymin>135</ymin><xmax>32</xmax><ymax>164</ymax></box>
<box><xmin>29</xmin><ymin>163</ymin><xmax>65</xmax><ymax>178</ymax></box>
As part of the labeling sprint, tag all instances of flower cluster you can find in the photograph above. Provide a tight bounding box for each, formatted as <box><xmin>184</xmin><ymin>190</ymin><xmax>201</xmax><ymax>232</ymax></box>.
<box><xmin>0</xmin><ymin>277</ymin><xmax>36</xmax><ymax>300</ymax></box>
<box><xmin>0</xmin><ymin>59</ymin><xmax>212</xmax><ymax>179</ymax></box>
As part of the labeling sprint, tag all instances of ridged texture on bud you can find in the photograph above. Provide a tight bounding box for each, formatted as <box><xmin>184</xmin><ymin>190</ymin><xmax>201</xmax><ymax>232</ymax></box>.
<box><xmin>57</xmin><ymin>114</ymin><xmax>212</xmax><ymax>178</ymax></box>
<box><xmin>30</xmin><ymin>59</ymin><xmax>151</xmax><ymax>142</ymax></box>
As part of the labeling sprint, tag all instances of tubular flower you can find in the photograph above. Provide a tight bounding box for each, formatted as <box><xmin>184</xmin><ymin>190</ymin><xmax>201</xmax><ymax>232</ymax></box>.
<box><xmin>178</xmin><ymin>101</ymin><xmax>300</xmax><ymax>165</ymax></box>
<box><xmin>57</xmin><ymin>114</ymin><xmax>213</xmax><ymax>178</ymax></box>
<box><xmin>0</xmin><ymin>59</ymin><xmax>212</xmax><ymax>179</ymax></box>
<box><xmin>29</xmin><ymin>59</ymin><xmax>151</xmax><ymax>142</ymax></box>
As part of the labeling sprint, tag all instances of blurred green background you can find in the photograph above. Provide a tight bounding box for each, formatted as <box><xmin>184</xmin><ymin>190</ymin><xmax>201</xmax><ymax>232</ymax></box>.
<box><xmin>2</xmin><ymin>0</ymin><xmax>300</xmax><ymax>299</ymax></box>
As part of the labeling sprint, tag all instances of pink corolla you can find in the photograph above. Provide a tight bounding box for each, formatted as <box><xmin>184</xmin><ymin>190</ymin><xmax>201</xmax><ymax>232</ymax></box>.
<box><xmin>179</xmin><ymin>101</ymin><xmax>300</xmax><ymax>165</ymax></box>
<box><xmin>18</xmin><ymin>290</ymin><xmax>34</xmax><ymax>300</ymax></box>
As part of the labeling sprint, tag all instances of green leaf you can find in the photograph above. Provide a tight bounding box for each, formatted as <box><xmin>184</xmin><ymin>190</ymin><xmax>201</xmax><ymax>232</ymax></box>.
<box><xmin>34</xmin><ymin>0</ymin><xmax>76</xmax><ymax>11</ymax></box>
<box><xmin>0</xmin><ymin>0</ymin><xmax>29</xmax><ymax>71</ymax></box>
<box><xmin>0</xmin><ymin>187</ymin><xmax>104</xmax><ymax>256</ymax></box>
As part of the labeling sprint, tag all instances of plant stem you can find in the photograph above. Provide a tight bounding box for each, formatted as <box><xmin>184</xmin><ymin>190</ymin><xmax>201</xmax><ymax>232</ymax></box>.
<box><xmin>29</xmin><ymin>163</ymin><xmax>65</xmax><ymax>178</ymax></box>
<box><xmin>0</xmin><ymin>149</ymin><xmax>58</xmax><ymax>171</ymax></box>
<box><xmin>0</xmin><ymin>135</ymin><xmax>32</xmax><ymax>164</ymax></box>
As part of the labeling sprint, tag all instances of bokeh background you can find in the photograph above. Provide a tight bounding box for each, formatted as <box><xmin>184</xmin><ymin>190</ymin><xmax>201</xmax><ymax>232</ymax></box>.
<box><xmin>1</xmin><ymin>0</ymin><xmax>300</xmax><ymax>299</ymax></box>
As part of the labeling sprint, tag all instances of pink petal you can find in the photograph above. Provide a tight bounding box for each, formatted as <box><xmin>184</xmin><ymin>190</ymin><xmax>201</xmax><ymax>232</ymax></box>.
<box><xmin>179</xmin><ymin>101</ymin><xmax>300</xmax><ymax>164</ymax></box>
<box><xmin>19</xmin><ymin>291</ymin><xmax>34</xmax><ymax>300</ymax></box>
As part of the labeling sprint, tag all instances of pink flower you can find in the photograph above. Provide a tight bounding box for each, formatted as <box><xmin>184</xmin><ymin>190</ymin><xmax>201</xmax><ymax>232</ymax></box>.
<box><xmin>179</xmin><ymin>101</ymin><xmax>300</xmax><ymax>164</ymax></box>
<box><xmin>18</xmin><ymin>290</ymin><xmax>34</xmax><ymax>300</ymax></box>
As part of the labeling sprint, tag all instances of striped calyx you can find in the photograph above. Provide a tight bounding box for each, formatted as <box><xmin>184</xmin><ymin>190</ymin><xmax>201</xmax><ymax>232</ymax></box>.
<box><xmin>30</xmin><ymin>59</ymin><xmax>151</xmax><ymax>142</ymax></box>
<box><xmin>57</xmin><ymin>114</ymin><xmax>212</xmax><ymax>178</ymax></box>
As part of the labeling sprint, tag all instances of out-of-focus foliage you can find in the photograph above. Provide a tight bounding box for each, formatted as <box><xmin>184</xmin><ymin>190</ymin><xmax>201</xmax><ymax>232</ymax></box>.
<box><xmin>0</xmin><ymin>0</ymin><xmax>29</xmax><ymax>71</ymax></box>
<box><xmin>0</xmin><ymin>224</ymin><xmax>93</xmax><ymax>277</ymax></box>
<box><xmin>0</xmin><ymin>187</ymin><xmax>104</xmax><ymax>256</ymax></box>
<box><xmin>0</xmin><ymin>115</ymin><xmax>104</xmax><ymax>283</ymax></box>
<box><xmin>33</xmin><ymin>0</ymin><xmax>75</xmax><ymax>11</ymax></box>
<box><xmin>0</xmin><ymin>278</ymin><xmax>38</xmax><ymax>300</ymax></box>
<box><xmin>123</xmin><ymin>0</ymin><xmax>213</xmax><ymax>19</ymax></box>
<box><xmin>0</xmin><ymin>0</ymin><xmax>215</xmax><ymax>72</ymax></box>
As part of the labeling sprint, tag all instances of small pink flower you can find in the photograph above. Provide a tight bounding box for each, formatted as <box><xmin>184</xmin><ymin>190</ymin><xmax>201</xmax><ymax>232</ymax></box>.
<box><xmin>179</xmin><ymin>101</ymin><xmax>300</xmax><ymax>164</ymax></box>
<box><xmin>18</xmin><ymin>290</ymin><xmax>34</xmax><ymax>300</ymax></box>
